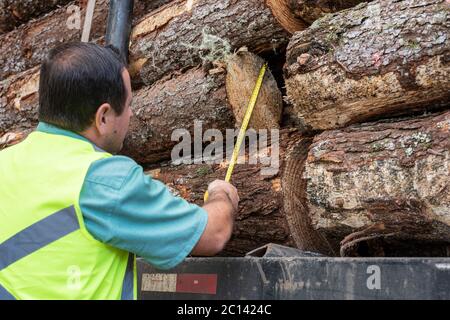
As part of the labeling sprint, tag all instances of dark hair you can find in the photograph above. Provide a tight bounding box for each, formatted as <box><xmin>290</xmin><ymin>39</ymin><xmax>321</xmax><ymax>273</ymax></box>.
<box><xmin>38</xmin><ymin>42</ymin><xmax>127</xmax><ymax>132</ymax></box>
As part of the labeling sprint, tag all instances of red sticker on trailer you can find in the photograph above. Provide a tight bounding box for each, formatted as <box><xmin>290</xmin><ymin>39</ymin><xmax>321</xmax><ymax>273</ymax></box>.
<box><xmin>176</xmin><ymin>274</ymin><xmax>217</xmax><ymax>294</ymax></box>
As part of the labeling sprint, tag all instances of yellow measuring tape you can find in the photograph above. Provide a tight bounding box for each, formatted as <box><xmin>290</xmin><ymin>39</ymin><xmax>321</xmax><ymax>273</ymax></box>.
<box><xmin>204</xmin><ymin>62</ymin><xmax>268</xmax><ymax>202</ymax></box>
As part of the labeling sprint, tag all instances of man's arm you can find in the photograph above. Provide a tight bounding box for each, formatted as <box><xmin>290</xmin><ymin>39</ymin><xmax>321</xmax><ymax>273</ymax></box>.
<box><xmin>191</xmin><ymin>180</ymin><xmax>239</xmax><ymax>256</ymax></box>
<box><xmin>80</xmin><ymin>157</ymin><xmax>238</xmax><ymax>270</ymax></box>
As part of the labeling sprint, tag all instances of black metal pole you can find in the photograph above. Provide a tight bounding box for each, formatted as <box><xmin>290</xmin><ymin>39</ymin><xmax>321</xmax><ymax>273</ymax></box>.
<box><xmin>105</xmin><ymin>0</ymin><xmax>134</xmax><ymax>63</ymax></box>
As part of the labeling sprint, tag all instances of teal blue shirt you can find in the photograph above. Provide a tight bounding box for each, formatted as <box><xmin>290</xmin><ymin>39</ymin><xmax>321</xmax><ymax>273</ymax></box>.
<box><xmin>36</xmin><ymin>122</ymin><xmax>208</xmax><ymax>270</ymax></box>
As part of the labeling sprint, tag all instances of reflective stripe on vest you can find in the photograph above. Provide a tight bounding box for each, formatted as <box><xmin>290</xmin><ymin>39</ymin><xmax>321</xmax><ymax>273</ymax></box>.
<box><xmin>121</xmin><ymin>253</ymin><xmax>135</xmax><ymax>300</ymax></box>
<box><xmin>0</xmin><ymin>283</ymin><xmax>15</xmax><ymax>300</ymax></box>
<box><xmin>0</xmin><ymin>131</ymin><xmax>137</xmax><ymax>300</ymax></box>
<box><xmin>0</xmin><ymin>206</ymin><xmax>79</xmax><ymax>270</ymax></box>
<box><xmin>0</xmin><ymin>205</ymin><xmax>135</xmax><ymax>300</ymax></box>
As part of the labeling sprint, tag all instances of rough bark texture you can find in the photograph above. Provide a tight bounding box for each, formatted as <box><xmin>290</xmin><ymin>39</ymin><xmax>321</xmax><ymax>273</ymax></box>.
<box><xmin>0</xmin><ymin>0</ymin><xmax>108</xmax><ymax>80</ymax></box>
<box><xmin>146</xmin><ymin>129</ymin><xmax>302</xmax><ymax>256</ymax></box>
<box><xmin>129</xmin><ymin>0</ymin><xmax>291</xmax><ymax>86</ymax></box>
<box><xmin>283</xmin><ymin>110</ymin><xmax>450</xmax><ymax>257</ymax></box>
<box><xmin>0</xmin><ymin>66</ymin><xmax>39</xmax><ymax>149</ymax></box>
<box><xmin>135</xmin><ymin>0</ymin><xmax>175</xmax><ymax>13</ymax></box>
<box><xmin>226</xmin><ymin>50</ymin><xmax>282</xmax><ymax>130</ymax></box>
<box><xmin>288</xmin><ymin>0</ymin><xmax>371</xmax><ymax>24</ymax></box>
<box><xmin>284</xmin><ymin>0</ymin><xmax>450</xmax><ymax>132</ymax></box>
<box><xmin>0</xmin><ymin>0</ymin><xmax>71</xmax><ymax>34</ymax></box>
<box><xmin>120</xmin><ymin>66</ymin><xmax>236</xmax><ymax>165</ymax></box>
<box><xmin>0</xmin><ymin>0</ymin><xmax>167</xmax><ymax>80</ymax></box>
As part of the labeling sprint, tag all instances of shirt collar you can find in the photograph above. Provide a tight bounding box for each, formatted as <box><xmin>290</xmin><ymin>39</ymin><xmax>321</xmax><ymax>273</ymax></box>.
<box><xmin>36</xmin><ymin>122</ymin><xmax>103</xmax><ymax>151</ymax></box>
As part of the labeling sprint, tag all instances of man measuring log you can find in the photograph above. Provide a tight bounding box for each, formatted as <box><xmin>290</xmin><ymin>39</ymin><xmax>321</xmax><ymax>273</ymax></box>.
<box><xmin>0</xmin><ymin>42</ymin><xmax>239</xmax><ymax>300</ymax></box>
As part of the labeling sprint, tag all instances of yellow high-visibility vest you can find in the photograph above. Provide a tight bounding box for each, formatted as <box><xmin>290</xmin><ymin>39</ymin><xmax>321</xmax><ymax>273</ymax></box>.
<box><xmin>0</xmin><ymin>131</ymin><xmax>136</xmax><ymax>300</ymax></box>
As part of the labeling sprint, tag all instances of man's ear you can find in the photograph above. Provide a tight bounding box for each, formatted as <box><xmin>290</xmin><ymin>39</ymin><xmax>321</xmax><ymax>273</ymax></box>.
<box><xmin>95</xmin><ymin>103</ymin><xmax>115</xmax><ymax>135</ymax></box>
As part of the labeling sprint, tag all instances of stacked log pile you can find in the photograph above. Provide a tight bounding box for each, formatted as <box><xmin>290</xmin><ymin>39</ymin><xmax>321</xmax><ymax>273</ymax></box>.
<box><xmin>0</xmin><ymin>0</ymin><xmax>448</xmax><ymax>256</ymax></box>
<box><xmin>282</xmin><ymin>0</ymin><xmax>450</xmax><ymax>256</ymax></box>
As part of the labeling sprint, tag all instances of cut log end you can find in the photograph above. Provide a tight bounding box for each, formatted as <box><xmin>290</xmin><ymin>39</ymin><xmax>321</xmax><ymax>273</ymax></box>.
<box><xmin>225</xmin><ymin>51</ymin><xmax>282</xmax><ymax>131</ymax></box>
<box><xmin>282</xmin><ymin>136</ymin><xmax>337</xmax><ymax>255</ymax></box>
<box><xmin>266</xmin><ymin>0</ymin><xmax>308</xmax><ymax>34</ymax></box>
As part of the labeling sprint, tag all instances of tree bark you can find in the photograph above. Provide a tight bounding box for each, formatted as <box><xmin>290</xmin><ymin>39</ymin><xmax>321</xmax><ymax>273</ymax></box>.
<box><xmin>284</xmin><ymin>0</ymin><xmax>450</xmax><ymax>132</ymax></box>
<box><xmin>0</xmin><ymin>0</ymin><xmax>109</xmax><ymax>80</ymax></box>
<box><xmin>135</xmin><ymin>0</ymin><xmax>175</xmax><ymax>14</ymax></box>
<box><xmin>288</xmin><ymin>0</ymin><xmax>371</xmax><ymax>24</ymax></box>
<box><xmin>129</xmin><ymin>0</ymin><xmax>291</xmax><ymax>86</ymax></box>
<box><xmin>282</xmin><ymin>110</ymin><xmax>450</xmax><ymax>257</ymax></box>
<box><xmin>0</xmin><ymin>0</ymin><xmax>72</xmax><ymax>34</ymax></box>
<box><xmin>147</xmin><ymin>129</ymin><xmax>303</xmax><ymax>256</ymax></box>
<box><xmin>121</xmin><ymin>66</ymin><xmax>235</xmax><ymax>165</ymax></box>
<box><xmin>0</xmin><ymin>66</ymin><xmax>39</xmax><ymax>150</ymax></box>
<box><xmin>0</xmin><ymin>0</ymin><xmax>169</xmax><ymax>80</ymax></box>
<box><xmin>124</xmin><ymin>53</ymin><xmax>286</xmax><ymax>164</ymax></box>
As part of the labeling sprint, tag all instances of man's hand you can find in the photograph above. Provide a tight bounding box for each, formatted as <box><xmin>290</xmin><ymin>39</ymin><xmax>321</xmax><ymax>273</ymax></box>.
<box><xmin>191</xmin><ymin>180</ymin><xmax>239</xmax><ymax>256</ymax></box>
<box><xmin>207</xmin><ymin>180</ymin><xmax>239</xmax><ymax>213</ymax></box>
